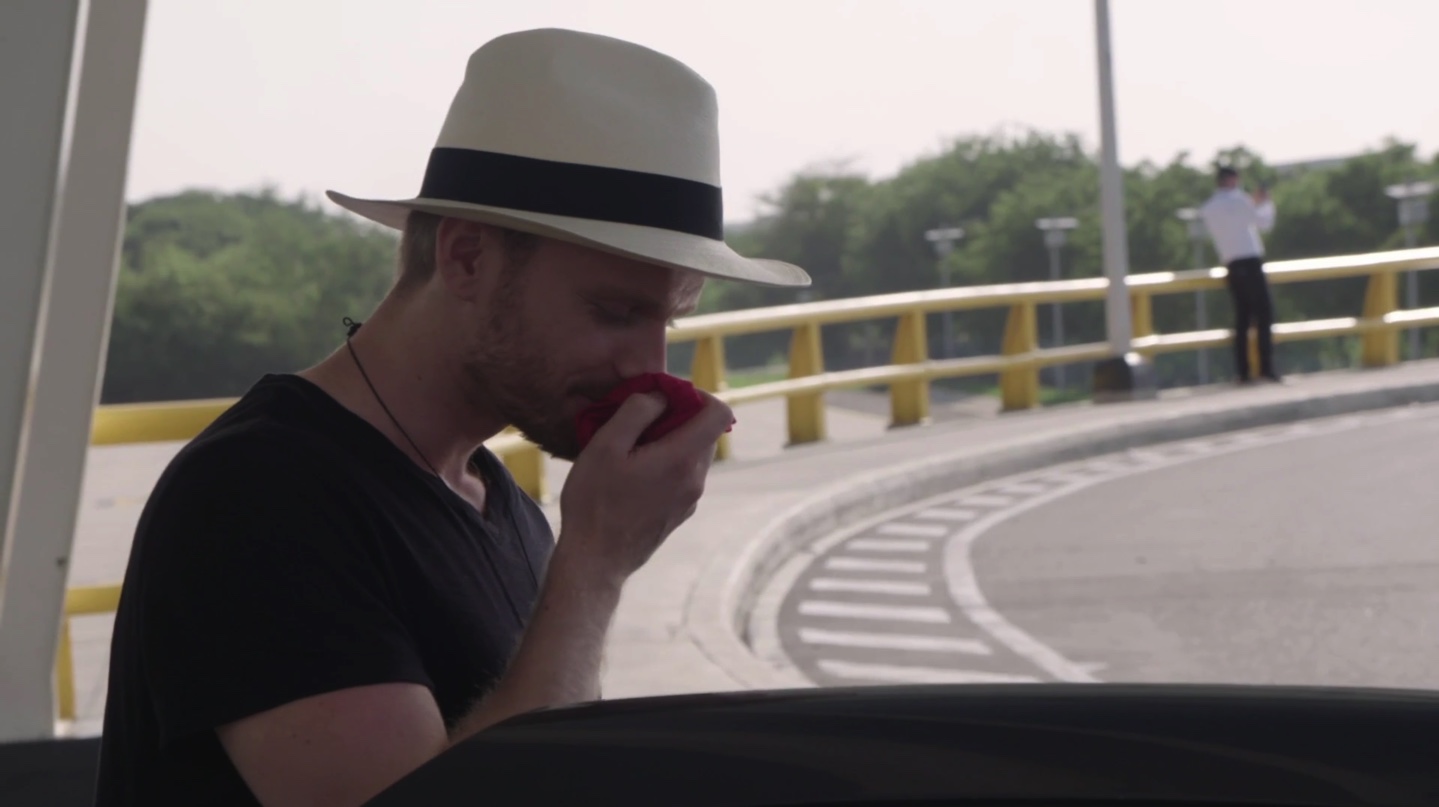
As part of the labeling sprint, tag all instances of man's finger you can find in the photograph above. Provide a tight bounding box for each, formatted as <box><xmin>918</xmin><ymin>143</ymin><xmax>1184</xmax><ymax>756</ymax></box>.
<box><xmin>655</xmin><ymin>393</ymin><xmax>734</xmax><ymax>456</ymax></box>
<box><xmin>594</xmin><ymin>392</ymin><xmax>667</xmax><ymax>450</ymax></box>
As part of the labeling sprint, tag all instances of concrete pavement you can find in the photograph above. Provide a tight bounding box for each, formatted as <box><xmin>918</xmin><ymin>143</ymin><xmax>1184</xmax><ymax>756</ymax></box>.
<box><xmin>973</xmin><ymin>403</ymin><xmax>1439</xmax><ymax>690</ymax></box>
<box><xmin>607</xmin><ymin>360</ymin><xmax>1439</xmax><ymax>699</ymax></box>
<box><xmin>762</xmin><ymin>403</ymin><xmax>1439</xmax><ymax>689</ymax></box>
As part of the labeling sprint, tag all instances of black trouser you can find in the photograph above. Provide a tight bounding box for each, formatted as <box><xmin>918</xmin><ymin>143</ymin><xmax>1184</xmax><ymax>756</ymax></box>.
<box><xmin>1225</xmin><ymin>256</ymin><xmax>1276</xmax><ymax>380</ymax></box>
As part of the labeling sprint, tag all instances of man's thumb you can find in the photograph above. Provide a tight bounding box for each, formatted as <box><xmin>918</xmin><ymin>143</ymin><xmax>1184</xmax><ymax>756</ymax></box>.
<box><xmin>595</xmin><ymin>392</ymin><xmax>667</xmax><ymax>449</ymax></box>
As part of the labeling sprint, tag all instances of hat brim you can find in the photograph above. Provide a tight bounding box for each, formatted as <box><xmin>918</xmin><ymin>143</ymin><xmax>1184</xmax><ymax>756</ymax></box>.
<box><xmin>325</xmin><ymin>191</ymin><xmax>811</xmax><ymax>288</ymax></box>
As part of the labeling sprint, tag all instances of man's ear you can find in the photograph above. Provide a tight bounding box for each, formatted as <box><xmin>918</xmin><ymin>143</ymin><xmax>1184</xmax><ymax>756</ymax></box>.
<box><xmin>434</xmin><ymin>219</ymin><xmax>498</xmax><ymax>301</ymax></box>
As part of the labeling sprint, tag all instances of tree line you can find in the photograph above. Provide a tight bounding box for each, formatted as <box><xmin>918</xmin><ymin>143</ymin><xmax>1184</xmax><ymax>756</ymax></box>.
<box><xmin>102</xmin><ymin>130</ymin><xmax>1439</xmax><ymax>404</ymax></box>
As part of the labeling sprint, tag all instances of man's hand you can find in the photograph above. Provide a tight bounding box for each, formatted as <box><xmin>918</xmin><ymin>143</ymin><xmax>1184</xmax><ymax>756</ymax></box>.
<box><xmin>557</xmin><ymin>390</ymin><xmax>734</xmax><ymax>587</ymax></box>
<box><xmin>217</xmin><ymin>392</ymin><xmax>734</xmax><ymax>807</ymax></box>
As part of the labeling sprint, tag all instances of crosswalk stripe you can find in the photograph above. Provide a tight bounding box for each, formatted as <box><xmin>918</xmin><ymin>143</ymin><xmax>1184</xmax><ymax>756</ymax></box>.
<box><xmin>808</xmin><ymin>578</ymin><xmax>931</xmax><ymax>596</ymax></box>
<box><xmin>1125</xmin><ymin>449</ymin><xmax>1167</xmax><ymax>464</ymax></box>
<box><xmin>824</xmin><ymin>557</ymin><xmax>926</xmax><ymax>573</ymax></box>
<box><xmin>846</xmin><ymin>538</ymin><xmax>929</xmax><ymax>553</ymax></box>
<box><xmin>876</xmin><ymin>522</ymin><xmax>949</xmax><ymax>537</ymax></box>
<box><xmin>994</xmin><ymin>482</ymin><xmax>1046</xmax><ymax>496</ymax></box>
<box><xmin>1177</xmin><ymin>441</ymin><xmax>1219</xmax><ymax>454</ymax></box>
<box><xmin>816</xmin><ymin>659</ymin><xmax>1039</xmax><ymax>684</ymax></box>
<box><xmin>954</xmin><ymin>494</ymin><xmax>1011</xmax><ymax>508</ymax></box>
<box><xmin>912</xmin><ymin>507</ymin><xmax>977</xmax><ymax>522</ymax></box>
<box><xmin>799</xmin><ymin>628</ymin><xmax>990</xmax><ymax>655</ymax></box>
<box><xmin>1033</xmin><ymin>471</ymin><xmax>1089</xmax><ymax>486</ymax></box>
<box><xmin>798</xmin><ymin>600</ymin><xmax>950</xmax><ymax>623</ymax></box>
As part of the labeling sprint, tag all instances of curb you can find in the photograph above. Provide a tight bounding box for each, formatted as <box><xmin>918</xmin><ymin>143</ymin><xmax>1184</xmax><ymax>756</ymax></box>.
<box><xmin>681</xmin><ymin>374</ymin><xmax>1439</xmax><ymax>691</ymax></box>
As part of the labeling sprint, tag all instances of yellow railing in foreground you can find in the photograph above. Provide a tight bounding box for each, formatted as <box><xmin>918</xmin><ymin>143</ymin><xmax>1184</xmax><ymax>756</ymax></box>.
<box><xmin>56</xmin><ymin>246</ymin><xmax>1439</xmax><ymax>721</ymax></box>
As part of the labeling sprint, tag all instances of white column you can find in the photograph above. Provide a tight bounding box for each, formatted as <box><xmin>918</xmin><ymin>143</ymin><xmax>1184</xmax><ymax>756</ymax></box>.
<box><xmin>1094</xmin><ymin>0</ymin><xmax>1133</xmax><ymax>357</ymax></box>
<box><xmin>0</xmin><ymin>0</ymin><xmax>149</xmax><ymax>741</ymax></box>
<box><xmin>0</xmin><ymin>0</ymin><xmax>83</xmax><ymax>741</ymax></box>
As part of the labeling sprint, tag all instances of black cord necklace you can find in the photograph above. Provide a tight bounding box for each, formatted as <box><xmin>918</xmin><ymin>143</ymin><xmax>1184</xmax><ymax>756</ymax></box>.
<box><xmin>340</xmin><ymin>317</ymin><xmax>539</xmax><ymax>620</ymax></box>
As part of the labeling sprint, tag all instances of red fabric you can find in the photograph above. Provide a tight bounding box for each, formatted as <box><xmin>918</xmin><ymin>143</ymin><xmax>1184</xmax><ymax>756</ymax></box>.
<box><xmin>575</xmin><ymin>373</ymin><xmax>733</xmax><ymax>450</ymax></box>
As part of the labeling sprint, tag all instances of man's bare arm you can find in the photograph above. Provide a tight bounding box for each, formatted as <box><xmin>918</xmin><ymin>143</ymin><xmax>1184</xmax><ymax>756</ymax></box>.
<box><xmin>217</xmin><ymin>558</ymin><xmax>621</xmax><ymax>807</ymax></box>
<box><xmin>217</xmin><ymin>392</ymin><xmax>733</xmax><ymax>807</ymax></box>
<box><xmin>446</xmin><ymin>550</ymin><xmax>621</xmax><ymax>741</ymax></box>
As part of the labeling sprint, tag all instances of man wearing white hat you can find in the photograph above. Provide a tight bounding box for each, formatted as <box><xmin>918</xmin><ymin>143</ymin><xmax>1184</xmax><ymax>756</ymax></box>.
<box><xmin>96</xmin><ymin>28</ymin><xmax>809</xmax><ymax>806</ymax></box>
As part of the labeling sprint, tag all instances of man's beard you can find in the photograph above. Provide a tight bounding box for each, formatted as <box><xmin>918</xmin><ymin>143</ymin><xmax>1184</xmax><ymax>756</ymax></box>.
<box><xmin>466</xmin><ymin>348</ymin><xmax>586</xmax><ymax>462</ymax></box>
<box><xmin>461</xmin><ymin>284</ymin><xmax>593</xmax><ymax>462</ymax></box>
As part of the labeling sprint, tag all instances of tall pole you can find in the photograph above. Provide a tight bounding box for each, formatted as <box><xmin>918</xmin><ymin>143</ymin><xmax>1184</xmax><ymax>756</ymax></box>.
<box><xmin>1387</xmin><ymin>181</ymin><xmax>1432</xmax><ymax>361</ymax></box>
<box><xmin>1191</xmin><ymin>237</ymin><xmax>1210</xmax><ymax>384</ymax></box>
<box><xmin>939</xmin><ymin>257</ymin><xmax>954</xmax><ymax>357</ymax></box>
<box><xmin>924</xmin><ymin>226</ymin><xmax>964</xmax><ymax>360</ymax></box>
<box><xmin>1047</xmin><ymin>244</ymin><xmax>1066</xmax><ymax>388</ymax></box>
<box><xmin>1404</xmin><ymin>223</ymin><xmax>1419</xmax><ymax>360</ymax></box>
<box><xmin>1094</xmin><ymin>0</ymin><xmax>1133</xmax><ymax>358</ymax></box>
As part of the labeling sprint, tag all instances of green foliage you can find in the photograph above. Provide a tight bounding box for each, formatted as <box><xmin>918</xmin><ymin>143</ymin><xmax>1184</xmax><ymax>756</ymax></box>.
<box><xmin>715</xmin><ymin>129</ymin><xmax>1437</xmax><ymax>381</ymax></box>
<box><xmin>108</xmin><ymin>132</ymin><xmax>1439</xmax><ymax>402</ymax></box>
<box><xmin>103</xmin><ymin>189</ymin><xmax>397</xmax><ymax>403</ymax></box>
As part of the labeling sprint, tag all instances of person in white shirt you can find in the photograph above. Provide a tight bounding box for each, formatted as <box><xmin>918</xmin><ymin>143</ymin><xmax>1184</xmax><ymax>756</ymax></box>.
<box><xmin>1199</xmin><ymin>165</ymin><xmax>1280</xmax><ymax>383</ymax></box>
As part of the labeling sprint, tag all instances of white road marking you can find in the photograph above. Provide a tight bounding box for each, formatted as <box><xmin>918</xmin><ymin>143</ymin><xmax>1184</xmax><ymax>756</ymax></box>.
<box><xmin>876</xmin><ymin>522</ymin><xmax>949</xmax><ymax>537</ymax></box>
<box><xmin>913</xmin><ymin>507</ymin><xmax>977</xmax><ymax>522</ymax></box>
<box><xmin>817</xmin><ymin>659</ymin><xmax>1038</xmax><ymax>684</ymax></box>
<box><xmin>945</xmin><ymin>484</ymin><xmax>1117</xmax><ymax>684</ymax></box>
<box><xmin>800</xmin><ymin>628</ymin><xmax>990</xmax><ymax>655</ymax></box>
<box><xmin>1124</xmin><ymin>449</ymin><xmax>1169</xmax><ymax>465</ymax></box>
<box><xmin>808</xmin><ymin>578</ymin><xmax>931</xmax><ymax>596</ymax></box>
<box><xmin>954</xmin><ymin>494</ymin><xmax>1011</xmax><ymax>508</ymax></box>
<box><xmin>778</xmin><ymin>405</ymin><xmax>1439</xmax><ymax>690</ymax></box>
<box><xmin>1175</xmin><ymin>441</ymin><xmax>1219</xmax><ymax>454</ymax></box>
<box><xmin>1030</xmin><ymin>471</ymin><xmax>1090</xmax><ymax>487</ymax></box>
<box><xmin>994</xmin><ymin>482</ymin><xmax>1047</xmax><ymax>496</ymax></box>
<box><xmin>1080</xmin><ymin>459</ymin><xmax>1132</xmax><ymax>474</ymax></box>
<box><xmin>798</xmin><ymin>600</ymin><xmax>951</xmax><ymax>624</ymax></box>
<box><xmin>824</xmin><ymin>557</ymin><xmax>927</xmax><ymax>573</ymax></box>
<box><xmin>847</xmin><ymin>538</ymin><xmax>930</xmax><ymax>553</ymax></box>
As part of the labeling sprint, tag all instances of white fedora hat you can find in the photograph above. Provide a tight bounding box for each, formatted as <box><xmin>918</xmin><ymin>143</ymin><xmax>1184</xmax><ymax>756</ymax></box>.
<box><xmin>327</xmin><ymin>28</ymin><xmax>811</xmax><ymax>288</ymax></box>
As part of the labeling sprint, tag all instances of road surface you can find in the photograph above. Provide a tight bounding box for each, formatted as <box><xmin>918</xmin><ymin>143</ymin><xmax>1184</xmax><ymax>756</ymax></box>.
<box><xmin>771</xmin><ymin>402</ymin><xmax>1439</xmax><ymax>691</ymax></box>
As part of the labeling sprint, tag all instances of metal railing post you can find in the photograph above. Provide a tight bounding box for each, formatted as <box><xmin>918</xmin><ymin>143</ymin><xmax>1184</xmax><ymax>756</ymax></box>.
<box><xmin>785</xmin><ymin>323</ymin><xmax>827</xmax><ymax>445</ymax></box>
<box><xmin>1361</xmin><ymin>269</ymin><xmax>1400</xmax><ymax>367</ymax></box>
<box><xmin>1131</xmin><ymin>291</ymin><xmax>1155</xmax><ymax>355</ymax></box>
<box><xmin>1000</xmin><ymin>303</ymin><xmax>1040</xmax><ymax>411</ymax></box>
<box><xmin>888</xmin><ymin>310</ymin><xmax>930</xmax><ymax>427</ymax></box>
<box><xmin>690</xmin><ymin>335</ymin><xmax>731</xmax><ymax>459</ymax></box>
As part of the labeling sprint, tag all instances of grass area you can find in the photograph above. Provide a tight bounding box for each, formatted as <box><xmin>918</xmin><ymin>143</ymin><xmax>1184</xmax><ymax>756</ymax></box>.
<box><xmin>711</xmin><ymin>366</ymin><xmax>1090</xmax><ymax>407</ymax></box>
<box><xmin>726</xmin><ymin>365</ymin><xmax>790</xmax><ymax>388</ymax></box>
<box><xmin>719</xmin><ymin>365</ymin><xmax>1087</xmax><ymax>405</ymax></box>
<box><xmin>972</xmin><ymin>384</ymin><xmax>1092</xmax><ymax>407</ymax></box>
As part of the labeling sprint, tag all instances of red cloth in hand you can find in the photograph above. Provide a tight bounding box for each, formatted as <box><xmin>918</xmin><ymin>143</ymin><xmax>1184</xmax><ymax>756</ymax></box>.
<box><xmin>575</xmin><ymin>373</ymin><xmax>733</xmax><ymax>450</ymax></box>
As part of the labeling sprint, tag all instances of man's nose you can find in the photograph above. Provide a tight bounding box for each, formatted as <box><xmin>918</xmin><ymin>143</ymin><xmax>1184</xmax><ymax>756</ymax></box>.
<box><xmin>614</xmin><ymin>327</ymin><xmax>669</xmax><ymax>378</ymax></box>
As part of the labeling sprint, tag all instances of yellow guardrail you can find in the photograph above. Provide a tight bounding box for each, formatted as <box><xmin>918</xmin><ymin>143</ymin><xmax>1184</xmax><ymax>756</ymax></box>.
<box><xmin>56</xmin><ymin>584</ymin><xmax>122</xmax><ymax>722</ymax></box>
<box><xmin>55</xmin><ymin>246</ymin><xmax>1439</xmax><ymax>721</ymax></box>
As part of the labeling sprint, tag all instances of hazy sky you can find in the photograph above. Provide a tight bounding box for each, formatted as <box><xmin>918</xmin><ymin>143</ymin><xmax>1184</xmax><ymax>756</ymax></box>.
<box><xmin>124</xmin><ymin>0</ymin><xmax>1438</xmax><ymax>223</ymax></box>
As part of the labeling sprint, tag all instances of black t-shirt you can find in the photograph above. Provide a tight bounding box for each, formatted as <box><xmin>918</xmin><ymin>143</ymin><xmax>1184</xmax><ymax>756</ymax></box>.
<box><xmin>94</xmin><ymin>374</ymin><xmax>555</xmax><ymax>805</ymax></box>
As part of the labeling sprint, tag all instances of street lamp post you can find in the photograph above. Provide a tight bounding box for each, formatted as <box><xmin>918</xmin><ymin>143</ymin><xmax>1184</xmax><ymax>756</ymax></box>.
<box><xmin>924</xmin><ymin>226</ymin><xmax>965</xmax><ymax>358</ymax></box>
<box><xmin>1035</xmin><ymin>217</ymin><xmax>1078</xmax><ymax>388</ymax></box>
<box><xmin>1384</xmin><ymin>180</ymin><xmax>1433</xmax><ymax>360</ymax></box>
<box><xmin>1176</xmin><ymin>207</ymin><xmax>1211</xmax><ymax>384</ymax></box>
<box><xmin>1090</xmin><ymin>0</ymin><xmax>1154</xmax><ymax>401</ymax></box>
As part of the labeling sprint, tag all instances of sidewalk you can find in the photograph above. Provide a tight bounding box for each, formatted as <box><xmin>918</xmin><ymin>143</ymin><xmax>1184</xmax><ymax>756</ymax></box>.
<box><xmin>60</xmin><ymin>361</ymin><xmax>1439</xmax><ymax>731</ymax></box>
